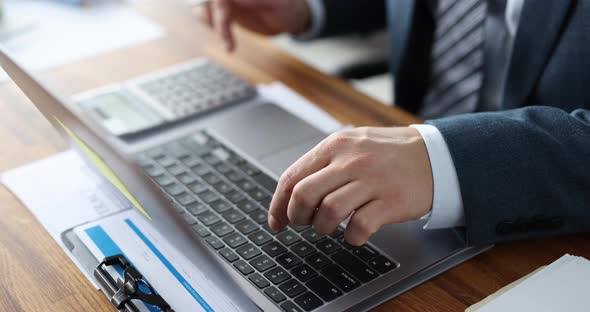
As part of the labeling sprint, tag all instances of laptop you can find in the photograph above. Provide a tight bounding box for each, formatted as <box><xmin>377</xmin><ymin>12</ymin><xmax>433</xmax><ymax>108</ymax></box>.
<box><xmin>0</xmin><ymin>47</ymin><xmax>492</xmax><ymax>311</ymax></box>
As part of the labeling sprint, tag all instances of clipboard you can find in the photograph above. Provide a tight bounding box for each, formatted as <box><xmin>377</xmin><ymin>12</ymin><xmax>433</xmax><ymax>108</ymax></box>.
<box><xmin>62</xmin><ymin>223</ymin><xmax>174</xmax><ymax>312</ymax></box>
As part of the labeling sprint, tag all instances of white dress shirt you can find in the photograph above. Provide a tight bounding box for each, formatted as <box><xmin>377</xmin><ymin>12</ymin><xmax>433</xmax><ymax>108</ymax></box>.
<box><xmin>301</xmin><ymin>0</ymin><xmax>524</xmax><ymax>229</ymax></box>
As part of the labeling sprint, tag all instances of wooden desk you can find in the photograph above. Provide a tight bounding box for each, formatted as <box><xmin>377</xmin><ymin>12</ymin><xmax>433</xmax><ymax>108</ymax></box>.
<box><xmin>0</xmin><ymin>2</ymin><xmax>588</xmax><ymax>311</ymax></box>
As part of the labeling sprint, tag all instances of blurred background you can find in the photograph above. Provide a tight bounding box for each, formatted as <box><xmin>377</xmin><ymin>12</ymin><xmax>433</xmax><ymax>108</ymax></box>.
<box><xmin>0</xmin><ymin>0</ymin><xmax>393</xmax><ymax>106</ymax></box>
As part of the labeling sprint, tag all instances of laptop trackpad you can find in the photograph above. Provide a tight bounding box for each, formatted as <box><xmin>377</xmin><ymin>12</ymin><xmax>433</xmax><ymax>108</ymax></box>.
<box><xmin>210</xmin><ymin>103</ymin><xmax>326</xmax><ymax>175</ymax></box>
<box><xmin>260</xmin><ymin>134</ymin><xmax>325</xmax><ymax>175</ymax></box>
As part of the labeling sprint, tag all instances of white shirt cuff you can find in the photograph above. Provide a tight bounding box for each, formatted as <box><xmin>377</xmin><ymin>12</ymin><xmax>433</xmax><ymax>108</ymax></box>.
<box><xmin>410</xmin><ymin>124</ymin><xmax>465</xmax><ymax>229</ymax></box>
<box><xmin>294</xmin><ymin>0</ymin><xmax>326</xmax><ymax>40</ymax></box>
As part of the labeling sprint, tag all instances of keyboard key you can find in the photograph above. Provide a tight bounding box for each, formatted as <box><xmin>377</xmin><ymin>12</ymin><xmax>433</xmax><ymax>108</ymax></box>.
<box><xmin>204</xmin><ymin>154</ymin><xmax>222</xmax><ymax>165</ymax></box>
<box><xmin>186</xmin><ymin>201</ymin><xmax>208</xmax><ymax>216</ymax></box>
<box><xmin>235</xmin><ymin>220</ymin><xmax>257</xmax><ymax>235</ymax></box>
<box><xmin>234</xmin><ymin>260</ymin><xmax>254</xmax><ymax>275</ymax></box>
<box><xmin>210</xmin><ymin>199</ymin><xmax>232</xmax><ymax>213</ymax></box>
<box><xmin>223</xmin><ymin>232</ymin><xmax>247</xmax><ymax>248</ymax></box>
<box><xmin>249</xmin><ymin>188</ymin><xmax>270</xmax><ymax>203</ymax></box>
<box><xmin>248</xmin><ymin>273</ymin><xmax>270</xmax><ymax>289</ymax></box>
<box><xmin>227</xmin><ymin>170</ymin><xmax>245</xmax><ymax>183</ymax></box>
<box><xmin>214</xmin><ymin>163</ymin><xmax>233</xmax><ymax>174</ymax></box>
<box><xmin>164</xmin><ymin>183</ymin><xmax>185</xmax><ymax>196</ymax></box>
<box><xmin>276</xmin><ymin>252</ymin><xmax>302</xmax><ymax>270</ymax></box>
<box><xmin>222</xmin><ymin>209</ymin><xmax>245</xmax><ymax>224</ymax></box>
<box><xmin>368</xmin><ymin>256</ymin><xmax>397</xmax><ymax>274</ymax></box>
<box><xmin>321</xmin><ymin>264</ymin><xmax>359</xmax><ymax>292</ymax></box>
<box><xmin>306</xmin><ymin>276</ymin><xmax>342</xmax><ymax>302</ymax></box>
<box><xmin>197</xmin><ymin>211</ymin><xmax>221</xmax><ymax>226</ymax></box>
<box><xmin>251</xmin><ymin>173</ymin><xmax>277</xmax><ymax>193</ymax></box>
<box><xmin>331</xmin><ymin>250</ymin><xmax>378</xmax><ymax>283</ymax></box>
<box><xmin>236</xmin><ymin>199</ymin><xmax>259</xmax><ymax>214</ymax></box>
<box><xmin>155</xmin><ymin>175</ymin><xmax>175</xmax><ymax>186</ymax></box>
<box><xmin>203</xmin><ymin>172</ymin><xmax>222</xmax><ymax>185</ymax></box>
<box><xmin>291</xmin><ymin>264</ymin><xmax>318</xmax><ymax>283</ymax></box>
<box><xmin>187</xmin><ymin>181</ymin><xmax>208</xmax><ymax>194</ymax></box>
<box><xmin>293</xmin><ymin>292</ymin><xmax>323</xmax><ymax>312</ymax></box>
<box><xmin>277</xmin><ymin>231</ymin><xmax>301</xmax><ymax>246</ymax></box>
<box><xmin>198</xmin><ymin>190</ymin><xmax>219</xmax><ymax>203</ymax></box>
<box><xmin>168</xmin><ymin>164</ymin><xmax>186</xmax><ymax>176</ymax></box>
<box><xmin>291</xmin><ymin>242</ymin><xmax>315</xmax><ymax>258</ymax></box>
<box><xmin>329</xmin><ymin>228</ymin><xmax>344</xmax><ymax>238</ymax></box>
<box><xmin>181</xmin><ymin>155</ymin><xmax>202</xmax><ymax>167</ymax></box>
<box><xmin>180</xmin><ymin>213</ymin><xmax>197</xmax><ymax>225</ymax></box>
<box><xmin>238</xmin><ymin>180</ymin><xmax>256</xmax><ymax>192</ymax></box>
<box><xmin>263</xmin><ymin>223</ymin><xmax>286</xmax><ymax>235</ymax></box>
<box><xmin>205</xmin><ymin>236</ymin><xmax>224</xmax><ymax>250</ymax></box>
<box><xmin>239</xmin><ymin>163</ymin><xmax>260</xmax><ymax>176</ymax></box>
<box><xmin>351</xmin><ymin>245</ymin><xmax>379</xmax><ymax>262</ymax></box>
<box><xmin>263</xmin><ymin>267</ymin><xmax>291</xmax><ymax>284</ymax></box>
<box><xmin>305</xmin><ymin>253</ymin><xmax>331</xmax><ymax>270</ymax></box>
<box><xmin>191</xmin><ymin>164</ymin><xmax>211</xmax><ymax>176</ymax></box>
<box><xmin>226</xmin><ymin>191</ymin><xmax>246</xmax><ymax>204</ymax></box>
<box><xmin>175</xmin><ymin>192</ymin><xmax>197</xmax><ymax>206</ymax></box>
<box><xmin>177</xmin><ymin>172</ymin><xmax>198</xmax><ymax>185</ymax></box>
<box><xmin>248</xmin><ymin>230</ymin><xmax>272</xmax><ymax>246</ymax></box>
<box><xmin>157</xmin><ymin>156</ymin><xmax>176</xmax><ymax>168</ymax></box>
<box><xmin>264</xmin><ymin>286</ymin><xmax>287</xmax><ymax>303</ymax></box>
<box><xmin>280</xmin><ymin>301</ymin><xmax>303</xmax><ymax>312</ymax></box>
<box><xmin>236</xmin><ymin>243</ymin><xmax>262</xmax><ymax>260</ymax></box>
<box><xmin>301</xmin><ymin>229</ymin><xmax>324</xmax><ymax>243</ymax></box>
<box><xmin>262</xmin><ymin>241</ymin><xmax>287</xmax><ymax>257</ymax></box>
<box><xmin>213</xmin><ymin>181</ymin><xmax>233</xmax><ymax>194</ymax></box>
<box><xmin>316</xmin><ymin>239</ymin><xmax>341</xmax><ymax>255</ymax></box>
<box><xmin>249</xmin><ymin>209</ymin><xmax>268</xmax><ymax>224</ymax></box>
<box><xmin>290</xmin><ymin>224</ymin><xmax>310</xmax><ymax>233</ymax></box>
<box><xmin>279</xmin><ymin>279</ymin><xmax>306</xmax><ymax>298</ymax></box>
<box><xmin>250</xmin><ymin>255</ymin><xmax>276</xmax><ymax>272</ymax></box>
<box><xmin>191</xmin><ymin>223</ymin><xmax>210</xmax><ymax>238</ymax></box>
<box><xmin>336</xmin><ymin>236</ymin><xmax>355</xmax><ymax>249</ymax></box>
<box><xmin>219</xmin><ymin>248</ymin><xmax>239</xmax><ymax>262</ymax></box>
<box><xmin>211</xmin><ymin>222</ymin><xmax>234</xmax><ymax>237</ymax></box>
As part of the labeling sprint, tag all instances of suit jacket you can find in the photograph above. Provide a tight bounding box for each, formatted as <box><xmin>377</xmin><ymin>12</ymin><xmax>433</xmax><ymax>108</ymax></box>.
<box><xmin>320</xmin><ymin>0</ymin><xmax>590</xmax><ymax>245</ymax></box>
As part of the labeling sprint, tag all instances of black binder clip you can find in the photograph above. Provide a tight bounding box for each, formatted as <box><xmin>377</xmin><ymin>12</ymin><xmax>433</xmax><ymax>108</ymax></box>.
<box><xmin>94</xmin><ymin>254</ymin><xmax>175</xmax><ymax>312</ymax></box>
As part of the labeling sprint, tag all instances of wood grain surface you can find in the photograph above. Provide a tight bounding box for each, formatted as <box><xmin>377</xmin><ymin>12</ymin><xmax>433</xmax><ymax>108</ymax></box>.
<box><xmin>0</xmin><ymin>1</ymin><xmax>588</xmax><ymax>311</ymax></box>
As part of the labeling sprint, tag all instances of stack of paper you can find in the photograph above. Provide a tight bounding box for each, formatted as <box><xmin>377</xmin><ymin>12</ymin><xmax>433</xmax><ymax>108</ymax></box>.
<box><xmin>469</xmin><ymin>254</ymin><xmax>590</xmax><ymax>312</ymax></box>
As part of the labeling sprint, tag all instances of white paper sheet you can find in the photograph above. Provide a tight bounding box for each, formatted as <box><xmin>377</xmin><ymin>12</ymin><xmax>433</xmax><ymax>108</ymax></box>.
<box><xmin>0</xmin><ymin>150</ymin><xmax>129</xmax><ymax>287</ymax></box>
<box><xmin>75</xmin><ymin>209</ymin><xmax>242</xmax><ymax>312</ymax></box>
<box><xmin>476</xmin><ymin>254</ymin><xmax>590</xmax><ymax>312</ymax></box>
<box><xmin>0</xmin><ymin>0</ymin><xmax>165</xmax><ymax>81</ymax></box>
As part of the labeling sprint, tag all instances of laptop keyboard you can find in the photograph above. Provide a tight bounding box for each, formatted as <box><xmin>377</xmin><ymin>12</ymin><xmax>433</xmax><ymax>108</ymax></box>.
<box><xmin>137</xmin><ymin>130</ymin><xmax>398</xmax><ymax>312</ymax></box>
<box><xmin>137</xmin><ymin>61</ymin><xmax>256</xmax><ymax>120</ymax></box>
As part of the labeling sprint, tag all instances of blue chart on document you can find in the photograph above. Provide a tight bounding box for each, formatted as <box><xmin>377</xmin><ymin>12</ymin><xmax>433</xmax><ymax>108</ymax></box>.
<box><xmin>75</xmin><ymin>210</ymin><xmax>240</xmax><ymax>312</ymax></box>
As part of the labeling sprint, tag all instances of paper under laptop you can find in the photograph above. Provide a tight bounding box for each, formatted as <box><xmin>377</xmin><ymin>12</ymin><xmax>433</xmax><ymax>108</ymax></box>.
<box><xmin>1</xmin><ymin>82</ymin><xmax>343</xmax><ymax>308</ymax></box>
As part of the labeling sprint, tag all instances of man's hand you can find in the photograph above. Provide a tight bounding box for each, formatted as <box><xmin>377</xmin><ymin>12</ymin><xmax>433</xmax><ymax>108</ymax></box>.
<box><xmin>198</xmin><ymin>0</ymin><xmax>311</xmax><ymax>51</ymax></box>
<box><xmin>268</xmin><ymin>127</ymin><xmax>434</xmax><ymax>246</ymax></box>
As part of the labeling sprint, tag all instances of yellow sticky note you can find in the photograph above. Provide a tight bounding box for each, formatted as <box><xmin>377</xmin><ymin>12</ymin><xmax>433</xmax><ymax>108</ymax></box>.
<box><xmin>55</xmin><ymin>117</ymin><xmax>152</xmax><ymax>220</ymax></box>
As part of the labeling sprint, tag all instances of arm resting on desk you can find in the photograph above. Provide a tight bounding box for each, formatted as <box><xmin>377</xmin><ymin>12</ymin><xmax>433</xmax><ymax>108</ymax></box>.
<box><xmin>429</xmin><ymin>107</ymin><xmax>590</xmax><ymax>245</ymax></box>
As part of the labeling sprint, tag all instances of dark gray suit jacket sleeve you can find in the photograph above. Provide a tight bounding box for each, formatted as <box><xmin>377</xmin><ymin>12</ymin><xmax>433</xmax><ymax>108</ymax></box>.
<box><xmin>319</xmin><ymin>0</ymin><xmax>387</xmax><ymax>37</ymax></box>
<box><xmin>429</xmin><ymin>107</ymin><xmax>590</xmax><ymax>245</ymax></box>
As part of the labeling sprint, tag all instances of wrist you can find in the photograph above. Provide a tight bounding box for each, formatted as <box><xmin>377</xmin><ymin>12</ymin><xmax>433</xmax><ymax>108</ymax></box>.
<box><xmin>290</xmin><ymin>0</ymin><xmax>312</xmax><ymax>35</ymax></box>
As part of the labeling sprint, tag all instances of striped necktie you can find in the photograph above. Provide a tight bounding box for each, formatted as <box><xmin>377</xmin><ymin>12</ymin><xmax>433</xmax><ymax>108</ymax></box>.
<box><xmin>420</xmin><ymin>0</ymin><xmax>488</xmax><ymax>119</ymax></box>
